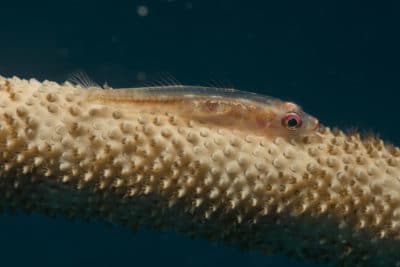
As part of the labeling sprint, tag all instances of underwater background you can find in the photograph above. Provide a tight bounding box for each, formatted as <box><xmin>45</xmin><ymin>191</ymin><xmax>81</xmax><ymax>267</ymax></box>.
<box><xmin>0</xmin><ymin>1</ymin><xmax>399</xmax><ymax>266</ymax></box>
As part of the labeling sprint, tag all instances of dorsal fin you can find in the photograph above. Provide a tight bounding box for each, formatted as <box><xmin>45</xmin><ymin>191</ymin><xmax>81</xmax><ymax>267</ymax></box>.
<box><xmin>67</xmin><ymin>71</ymin><xmax>100</xmax><ymax>88</ymax></box>
<box><xmin>107</xmin><ymin>85</ymin><xmax>280</xmax><ymax>106</ymax></box>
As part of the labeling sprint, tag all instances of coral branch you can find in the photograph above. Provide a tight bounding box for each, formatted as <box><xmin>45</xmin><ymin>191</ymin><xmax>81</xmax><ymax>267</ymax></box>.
<box><xmin>0</xmin><ymin>76</ymin><xmax>399</xmax><ymax>266</ymax></box>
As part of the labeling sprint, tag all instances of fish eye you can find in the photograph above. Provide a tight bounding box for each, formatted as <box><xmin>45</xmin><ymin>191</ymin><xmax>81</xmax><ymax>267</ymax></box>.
<box><xmin>281</xmin><ymin>112</ymin><xmax>302</xmax><ymax>130</ymax></box>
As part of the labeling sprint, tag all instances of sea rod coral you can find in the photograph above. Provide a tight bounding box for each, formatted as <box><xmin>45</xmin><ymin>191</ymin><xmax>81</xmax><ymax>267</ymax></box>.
<box><xmin>0</xmin><ymin>76</ymin><xmax>399</xmax><ymax>266</ymax></box>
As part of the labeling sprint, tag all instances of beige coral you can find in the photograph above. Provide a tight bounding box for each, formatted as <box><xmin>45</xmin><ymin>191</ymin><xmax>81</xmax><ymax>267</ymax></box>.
<box><xmin>0</xmin><ymin>76</ymin><xmax>400</xmax><ymax>266</ymax></box>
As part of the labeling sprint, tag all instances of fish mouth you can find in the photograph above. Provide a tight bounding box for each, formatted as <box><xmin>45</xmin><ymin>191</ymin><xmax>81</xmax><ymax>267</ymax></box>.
<box><xmin>312</xmin><ymin>118</ymin><xmax>320</xmax><ymax>130</ymax></box>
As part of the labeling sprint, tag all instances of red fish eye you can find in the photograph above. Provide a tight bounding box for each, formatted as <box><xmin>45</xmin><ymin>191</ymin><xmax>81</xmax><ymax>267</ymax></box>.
<box><xmin>281</xmin><ymin>112</ymin><xmax>302</xmax><ymax>130</ymax></box>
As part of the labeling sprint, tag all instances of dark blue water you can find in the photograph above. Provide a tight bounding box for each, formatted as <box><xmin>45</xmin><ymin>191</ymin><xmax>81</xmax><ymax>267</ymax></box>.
<box><xmin>0</xmin><ymin>1</ymin><xmax>398</xmax><ymax>266</ymax></box>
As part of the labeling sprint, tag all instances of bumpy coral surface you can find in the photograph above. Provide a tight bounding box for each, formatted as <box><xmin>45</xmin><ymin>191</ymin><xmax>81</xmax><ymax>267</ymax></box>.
<box><xmin>0</xmin><ymin>76</ymin><xmax>400</xmax><ymax>266</ymax></box>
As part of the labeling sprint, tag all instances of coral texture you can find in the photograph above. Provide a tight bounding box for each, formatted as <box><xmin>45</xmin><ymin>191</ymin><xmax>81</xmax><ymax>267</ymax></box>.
<box><xmin>0</xmin><ymin>76</ymin><xmax>399</xmax><ymax>266</ymax></box>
